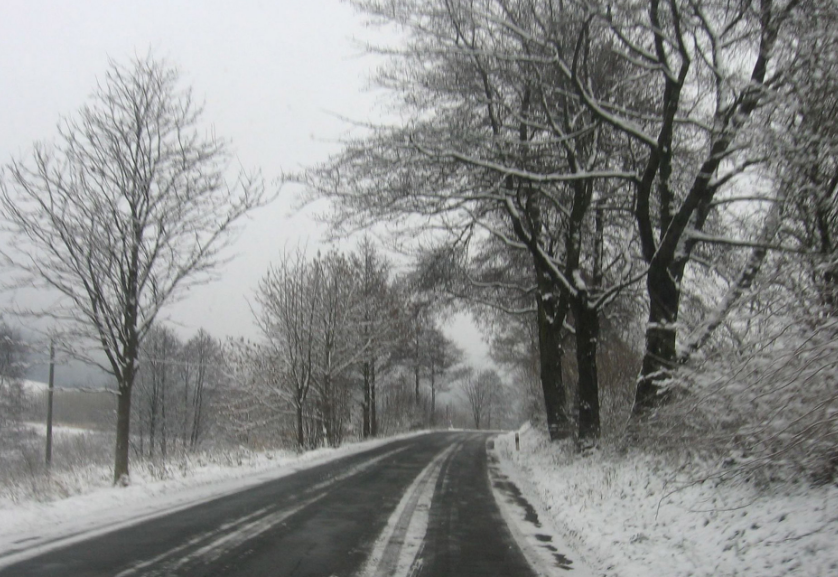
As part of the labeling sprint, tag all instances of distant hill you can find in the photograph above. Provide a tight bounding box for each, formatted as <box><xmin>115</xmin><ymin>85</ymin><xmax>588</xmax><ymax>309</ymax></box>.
<box><xmin>22</xmin><ymin>378</ymin><xmax>116</xmax><ymax>430</ymax></box>
<box><xmin>24</xmin><ymin>356</ymin><xmax>114</xmax><ymax>390</ymax></box>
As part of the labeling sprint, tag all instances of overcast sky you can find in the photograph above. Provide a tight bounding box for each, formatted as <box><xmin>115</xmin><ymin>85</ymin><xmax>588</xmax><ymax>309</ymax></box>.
<box><xmin>0</xmin><ymin>0</ymin><xmax>488</xmax><ymax>366</ymax></box>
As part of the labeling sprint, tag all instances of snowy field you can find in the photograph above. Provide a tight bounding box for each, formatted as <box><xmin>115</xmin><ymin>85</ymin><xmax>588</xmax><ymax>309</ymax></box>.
<box><xmin>495</xmin><ymin>424</ymin><xmax>838</xmax><ymax>577</ymax></box>
<box><xmin>22</xmin><ymin>421</ymin><xmax>96</xmax><ymax>437</ymax></box>
<box><xmin>0</xmin><ymin>432</ymin><xmax>428</xmax><ymax>564</ymax></box>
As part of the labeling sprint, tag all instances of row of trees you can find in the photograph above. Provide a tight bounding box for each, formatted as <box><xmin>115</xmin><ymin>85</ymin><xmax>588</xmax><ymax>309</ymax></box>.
<box><xmin>237</xmin><ymin>241</ymin><xmax>473</xmax><ymax>450</ymax></box>
<box><xmin>304</xmin><ymin>0</ymin><xmax>838</xmax><ymax>455</ymax></box>
<box><xmin>0</xmin><ymin>304</ymin><xmax>509</xmax><ymax>470</ymax></box>
<box><xmin>132</xmin><ymin>327</ymin><xmax>224</xmax><ymax>459</ymax></box>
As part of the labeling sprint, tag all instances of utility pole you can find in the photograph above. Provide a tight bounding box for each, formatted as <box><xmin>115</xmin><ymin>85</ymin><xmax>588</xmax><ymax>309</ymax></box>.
<box><xmin>45</xmin><ymin>339</ymin><xmax>55</xmax><ymax>468</ymax></box>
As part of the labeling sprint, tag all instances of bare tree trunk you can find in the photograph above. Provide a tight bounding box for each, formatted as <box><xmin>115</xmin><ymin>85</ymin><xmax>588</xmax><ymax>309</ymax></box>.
<box><xmin>149</xmin><ymin>381</ymin><xmax>157</xmax><ymax>459</ymax></box>
<box><xmin>190</xmin><ymin>380</ymin><xmax>203</xmax><ymax>449</ymax></box>
<box><xmin>536</xmin><ymin>291</ymin><xmax>571</xmax><ymax>441</ymax></box>
<box><xmin>296</xmin><ymin>403</ymin><xmax>304</xmax><ymax>450</ymax></box>
<box><xmin>414</xmin><ymin>363</ymin><xmax>420</xmax><ymax>405</ymax></box>
<box><xmin>161</xmin><ymin>370</ymin><xmax>167</xmax><ymax>459</ymax></box>
<box><xmin>114</xmin><ymin>368</ymin><xmax>134</xmax><ymax>483</ymax></box>
<box><xmin>370</xmin><ymin>359</ymin><xmax>377</xmax><ymax>437</ymax></box>
<box><xmin>430</xmin><ymin>359</ymin><xmax>436</xmax><ymax>427</ymax></box>
<box><xmin>635</xmin><ymin>261</ymin><xmax>681</xmax><ymax>413</ymax></box>
<box><xmin>182</xmin><ymin>368</ymin><xmax>190</xmax><ymax>450</ymax></box>
<box><xmin>573</xmin><ymin>295</ymin><xmax>600</xmax><ymax>442</ymax></box>
<box><xmin>362</xmin><ymin>360</ymin><xmax>371</xmax><ymax>438</ymax></box>
<box><xmin>634</xmin><ymin>1</ymin><xmax>781</xmax><ymax>414</ymax></box>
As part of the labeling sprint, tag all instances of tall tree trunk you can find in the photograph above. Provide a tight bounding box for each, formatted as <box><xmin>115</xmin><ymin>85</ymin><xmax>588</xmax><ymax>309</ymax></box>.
<box><xmin>370</xmin><ymin>359</ymin><xmax>377</xmax><ymax>437</ymax></box>
<box><xmin>573</xmin><ymin>294</ymin><xmax>600</xmax><ymax>442</ymax></box>
<box><xmin>430</xmin><ymin>360</ymin><xmax>436</xmax><ymax>427</ymax></box>
<box><xmin>633</xmin><ymin>0</ymin><xmax>780</xmax><ymax>413</ymax></box>
<box><xmin>190</xmin><ymin>361</ymin><xmax>205</xmax><ymax>449</ymax></box>
<box><xmin>413</xmin><ymin>325</ymin><xmax>421</xmax><ymax>405</ymax></box>
<box><xmin>536</xmin><ymin>291</ymin><xmax>571</xmax><ymax>441</ymax></box>
<box><xmin>362</xmin><ymin>360</ymin><xmax>371</xmax><ymax>438</ymax></box>
<box><xmin>149</xmin><ymin>383</ymin><xmax>157</xmax><ymax>459</ymax></box>
<box><xmin>138</xmin><ymin>418</ymin><xmax>144</xmax><ymax>457</ymax></box>
<box><xmin>113</xmin><ymin>369</ymin><xmax>134</xmax><ymax>484</ymax></box>
<box><xmin>414</xmin><ymin>363</ymin><xmax>420</xmax><ymax>405</ymax></box>
<box><xmin>635</xmin><ymin>261</ymin><xmax>682</xmax><ymax>413</ymax></box>
<box><xmin>190</xmin><ymin>383</ymin><xmax>203</xmax><ymax>449</ymax></box>
<box><xmin>295</xmin><ymin>403</ymin><xmax>304</xmax><ymax>450</ymax></box>
<box><xmin>182</xmin><ymin>372</ymin><xmax>189</xmax><ymax>449</ymax></box>
<box><xmin>161</xmin><ymin>369</ymin><xmax>167</xmax><ymax>459</ymax></box>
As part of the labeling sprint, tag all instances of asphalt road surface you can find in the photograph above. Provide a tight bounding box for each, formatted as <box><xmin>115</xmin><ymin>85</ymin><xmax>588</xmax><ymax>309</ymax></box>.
<box><xmin>0</xmin><ymin>432</ymin><xmax>581</xmax><ymax>576</ymax></box>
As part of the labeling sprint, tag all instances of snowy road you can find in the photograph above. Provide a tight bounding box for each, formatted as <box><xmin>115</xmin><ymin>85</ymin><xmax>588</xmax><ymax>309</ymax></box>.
<box><xmin>0</xmin><ymin>432</ymin><xmax>583</xmax><ymax>576</ymax></box>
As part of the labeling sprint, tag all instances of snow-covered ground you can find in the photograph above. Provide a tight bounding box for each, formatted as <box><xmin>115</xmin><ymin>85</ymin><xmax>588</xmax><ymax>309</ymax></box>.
<box><xmin>0</xmin><ymin>432</ymin><xmax>427</xmax><ymax>566</ymax></box>
<box><xmin>22</xmin><ymin>421</ymin><xmax>97</xmax><ymax>437</ymax></box>
<box><xmin>495</xmin><ymin>424</ymin><xmax>838</xmax><ymax>577</ymax></box>
<box><xmin>20</xmin><ymin>379</ymin><xmax>48</xmax><ymax>395</ymax></box>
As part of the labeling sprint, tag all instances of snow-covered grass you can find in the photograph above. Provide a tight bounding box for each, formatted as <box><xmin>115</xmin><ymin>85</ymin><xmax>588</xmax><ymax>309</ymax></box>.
<box><xmin>0</xmin><ymin>431</ymin><xmax>428</xmax><ymax>563</ymax></box>
<box><xmin>496</xmin><ymin>423</ymin><xmax>838</xmax><ymax>577</ymax></box>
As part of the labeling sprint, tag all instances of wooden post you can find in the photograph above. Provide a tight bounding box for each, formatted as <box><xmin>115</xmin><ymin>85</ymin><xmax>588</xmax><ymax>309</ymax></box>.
<box><xmin>515</xmin><ymin>432</ymin><xmax>520</xmax><ymax>451</ymax></box>
<box><xmin>45</xmin><ymin>339</ymin><xmax>55</xmax><ymax>467</ymax></box>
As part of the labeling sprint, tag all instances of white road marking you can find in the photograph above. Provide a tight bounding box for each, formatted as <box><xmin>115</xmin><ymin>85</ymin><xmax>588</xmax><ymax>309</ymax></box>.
<box><xmin>167</xmin><ymin>492</ymin><xmax>328</xmax><ymax>572</ymax></box>
<box><xmin>113</xmin><ymin>506</ymin><xmax>278</xmax><ymax>577</ymax></box>
<box><xmin>359</xmin><ymin>440</ymin><xmax>463</xmax><ymax>577</ymax></box>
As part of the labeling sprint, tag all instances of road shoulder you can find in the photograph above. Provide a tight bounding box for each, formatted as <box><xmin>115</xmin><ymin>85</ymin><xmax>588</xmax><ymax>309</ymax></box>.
<box><xmin>489</xmin><ymin>435</ymin><xmax>600</xmax><ymax>577</ymax></box>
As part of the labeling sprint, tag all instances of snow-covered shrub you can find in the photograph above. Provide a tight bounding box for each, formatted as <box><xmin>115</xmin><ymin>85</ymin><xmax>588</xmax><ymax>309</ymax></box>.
<box><xmin>638</xmin><ymin>315</ymin><xmax>838</xmax><ymax>485</ymax></box>
<box><xmin>0</xmin><ymin>431</ymin><xmax>113</xmax><ymax>502</ymax></box>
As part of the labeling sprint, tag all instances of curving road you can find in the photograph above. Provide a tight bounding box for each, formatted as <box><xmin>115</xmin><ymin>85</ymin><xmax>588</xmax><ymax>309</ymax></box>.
<box><xmin>0</xmin><ymin>432</ymin><xmax>581</xmax><ymax>576</ymax></box>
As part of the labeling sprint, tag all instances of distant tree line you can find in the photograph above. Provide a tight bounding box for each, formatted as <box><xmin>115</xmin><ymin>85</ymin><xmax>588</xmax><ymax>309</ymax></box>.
<box><xmin>231</xmin><ymin>239</ymin><xmax>513</xmax><ymax>450</ymax></box>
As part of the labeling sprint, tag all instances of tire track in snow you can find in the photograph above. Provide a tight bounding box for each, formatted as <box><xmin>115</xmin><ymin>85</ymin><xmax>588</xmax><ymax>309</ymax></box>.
<box><xmin>359</xmin><ymin>440</ymin><xmax>464</xmax><ymax>577</ymax></box>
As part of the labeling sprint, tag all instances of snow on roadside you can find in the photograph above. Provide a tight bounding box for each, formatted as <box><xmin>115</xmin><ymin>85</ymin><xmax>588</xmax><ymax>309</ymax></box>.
<box><xmin>495</xmin><ymin>424</ymin><xmax>838</xmax><ymax>577</ymax></box>
<box><xmin>0</xmin><ymin>432</ymin><xmax>427</xmax><ymax>560</ymax></box>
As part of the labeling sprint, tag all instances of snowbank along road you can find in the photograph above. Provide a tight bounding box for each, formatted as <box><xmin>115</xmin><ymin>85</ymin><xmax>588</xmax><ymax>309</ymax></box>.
<box><xmin>0</xmin><ymin>432</ymin><xmax>593</xmax><ymax>576</ymax></box>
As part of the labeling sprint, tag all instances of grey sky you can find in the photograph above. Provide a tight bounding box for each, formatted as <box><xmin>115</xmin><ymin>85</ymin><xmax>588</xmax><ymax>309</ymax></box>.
<box><xmin>0</xmin><ymin>0</ymin><xmax>489</xmax><ymax>365</ymax></box>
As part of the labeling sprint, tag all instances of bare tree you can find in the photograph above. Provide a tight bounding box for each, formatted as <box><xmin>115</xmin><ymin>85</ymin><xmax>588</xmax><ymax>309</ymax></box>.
<box><xmin>462</xmin><ymin>369</ymin><xmax>503</xmax><ymax>430</ymax></box>
<box><xmin>311</xmin><ymin>251</ymin><xmax>365</xmax><ymax>447</ymax></box>
<box><xmin>353</xmin><ymin>238</ymin><xmax>398</xmax><ymax>438</ymax></box>
<box><xmin>181</xmin><ymin>329</ymin><xmax>223</xmax><ymax>450</ymax></box>
<box><xmin>425</xmin><ymin>327</ymin><xmax>464</xmax><ymax>427</ymax></box>
<box><xmin>0</xmin><ymin>55</ymin><xmax>265</xmax><ymax>483</ymax></box>
<box><xmin>254</xmin><ymin>249</ymin><xmax>319</xmax><ymax>450</ymax></box>
<box><xmin>134</xmin><ymin>324</ymin><xmax>181</xmax><ymax>459</ymax></box>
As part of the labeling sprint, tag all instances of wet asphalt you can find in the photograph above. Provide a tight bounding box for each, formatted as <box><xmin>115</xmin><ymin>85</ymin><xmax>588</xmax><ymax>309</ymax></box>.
<box><xmin>0</xmin><ymin>432</ymin><xmax>540</xmax><ymax>577</ymax></box>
